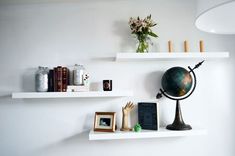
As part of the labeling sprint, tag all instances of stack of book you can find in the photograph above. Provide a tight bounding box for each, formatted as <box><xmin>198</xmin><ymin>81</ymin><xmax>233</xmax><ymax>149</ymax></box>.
<box><xmin>48</xmin><ymin>66</ymin><xmax>69</xmax><ymax>92</ymax></box>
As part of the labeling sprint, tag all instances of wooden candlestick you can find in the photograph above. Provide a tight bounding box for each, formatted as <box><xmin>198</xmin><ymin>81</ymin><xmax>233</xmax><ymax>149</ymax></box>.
<box><xmin>184</xmin><ymin>40</ymin><xmax>189</xmax><ymax>52</ymax></box>
<box><xmin>168</xmin><ymin>40</ymin><xmax>173</xmax><ymax>53</ymax></box>
<box><xmin>199</xmin><ymin>40</ymin><xmax>204</xmax><ymax>52</ymax></box>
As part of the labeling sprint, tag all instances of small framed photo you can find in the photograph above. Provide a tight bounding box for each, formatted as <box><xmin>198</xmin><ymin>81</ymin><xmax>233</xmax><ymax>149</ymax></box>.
<box><xmin>94</xmin><ymin>112</ymin><xmax>116</xmax><ymax>132</ymax></box>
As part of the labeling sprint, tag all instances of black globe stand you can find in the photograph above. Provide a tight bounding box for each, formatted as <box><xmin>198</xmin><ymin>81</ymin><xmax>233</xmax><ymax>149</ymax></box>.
<box><xmin>166</xmin><ymin>100</ymin><xmax>192</xmax><ymax>130</ymax></box>
<box><xmin>157</xmin><ymin>61</ymin><xmax>204</xmax><ymax>131</ymax></box>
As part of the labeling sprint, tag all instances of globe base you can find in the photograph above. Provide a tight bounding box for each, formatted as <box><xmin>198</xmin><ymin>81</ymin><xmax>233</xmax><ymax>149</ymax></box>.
<box><xmin>166</xmin><ymin>100</ymin><xmax>192</xmax><ymax>131</ymax></box>
<box><xmin>166</xmin><ymin>123</ymin><xmax>192</xmax><ymax>131</ymax></box>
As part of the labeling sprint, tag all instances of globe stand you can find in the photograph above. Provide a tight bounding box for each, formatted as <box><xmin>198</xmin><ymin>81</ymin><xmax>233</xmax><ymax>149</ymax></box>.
<box><xmin>157</xmin><ymin>61</ymin><xmax>204</xmax><ymax>131</ymax></box>
<box><xmin>166</xmin><ymin>100</ymin><xmax>192</xmax><ymax>130</ymax></box>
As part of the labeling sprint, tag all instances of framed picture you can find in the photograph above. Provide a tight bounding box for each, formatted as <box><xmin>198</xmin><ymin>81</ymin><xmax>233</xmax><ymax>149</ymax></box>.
<box><xmin>138</xmin><ymin>102</ymin><xmax>159</xmax><ymax>130</ymax></box>
<box><xmin>94</xmin><ymin>112</ymin><xmax>116</xmax><ymax>132</ymax></box>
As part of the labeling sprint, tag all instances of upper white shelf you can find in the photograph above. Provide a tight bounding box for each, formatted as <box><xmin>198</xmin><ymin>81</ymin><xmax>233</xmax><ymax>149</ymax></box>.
<box><xmin>89</xmin><ymin>127</ymin><xmax>207</xmax><ymax>140</ymax></box>
<box><xmin>12</xmin><ymin>91</ymin><xmax>133</xmax><ymax>99</ymax></box>
<box><xmin>115</xmin><ymin>52</ymin><xmax>229</xmax><ymax>61</ymax></box>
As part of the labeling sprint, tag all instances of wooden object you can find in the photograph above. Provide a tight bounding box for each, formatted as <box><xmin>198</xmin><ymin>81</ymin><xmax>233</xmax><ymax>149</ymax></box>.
<box><xmin>200</xmin><ymin>40</ymin><xmax>204</xmax><ymax>52</ymax></box>
<box><xmin>120</xmin><ymin>102</ymin><xmax>134</xmax><ymax>131</ymax></box>
<box><xmin>89</xmin><ymin>127</ymin><xmax>207</xmax><ymax>140</ymax></box>
<box><xmin>168</xmin><ymin>40</ymin><xmax>173</xmax><ymax>52</ymax></box>
<box><xmin>184</xmin><ymin>40</ymin><xmax>189</xmax><ymax>52</ymax></box>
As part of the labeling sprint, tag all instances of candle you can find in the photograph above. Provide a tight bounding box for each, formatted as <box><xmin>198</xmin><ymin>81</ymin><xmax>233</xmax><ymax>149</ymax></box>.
<box><xmin>184</xmin><ymin>40</ymin><xmax>189</xmax><ymax>52</ymax></box>
<box><xmin>168</xmin><ymin>40</ymin><xmax>173</xmax><ymax>53</ymax></box>
<box><xmin>200</xmin><ymin>40</ymin><xmax>204</xmax><ymax>52</ymax></box>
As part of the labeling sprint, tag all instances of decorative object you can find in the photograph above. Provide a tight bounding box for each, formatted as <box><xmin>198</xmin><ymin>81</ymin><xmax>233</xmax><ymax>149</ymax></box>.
<box><xmin>35</xmin><ymin>66</ymin><xmax>49</xmax><ymax>92</ymax></box>
<box><xmin>73</xmin><ymin>64</ymin><xmax>85</xmax><ymax>86</ymax></box>
<box><xmin>199</xmin><ymin>40</ymin><xmax>204</xmax><ymax>52</ymax></box>
<box><xmin>184</xmin><ymin>40</ymin><xmax>189</xmax><ymax>52</ymax></box>
<box><xmin>94</xmin><ymin>112</ymin><xmax>116</xmax><ymax>132</ymax></box>
<box><xmin>121</xmin><ymin>102</ymin><xmax>134</xmax><ymax>131</ymax></box>
<box><xmin>168</xmin><ymin>40</ymin><xmax>173</xmax><ymax>53</ymax></box>
<box><xmin>133</xmin><ymin>123</ymin><xmax>142</xmax><ymax>132</ymax></box>
<box><xmin>103</xmin><ymin>80</ymin><xmax>112</xmax><ymax>91</ymax></box>
<box><xmin>138</xmin><ymin>102</ymin><xmax>159</xmax><ymax>130</ymax></box>
<box><xmin>129</xmin><ymin>15</ymin><xmax>158</xmax><ymax>53</ymax></box>
<box><xmin>156</xmin><ymin>61</ymin><xmax>204</xmax><ymax>130</ymax></box>
<box><xmin>83</xmin><ymin>73</ymin><xmax>90</xmax><ymax>87</ymax></box>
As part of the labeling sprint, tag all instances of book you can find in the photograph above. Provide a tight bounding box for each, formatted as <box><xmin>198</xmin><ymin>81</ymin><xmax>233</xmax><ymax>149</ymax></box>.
<box><xmin>62</xmin><ymin>67</ymin><xmax>69</xmax><ymax>92</ymax></box>
<box><xmin>53</xmin><ymin>67</ymin><xmax>58</xmax><ymax>92</ymax></box>
<box><xmin>48</xmin><ymin>69</ymin><xmax>54</xmax><ymax>92</ymax></box>
<box><xmin>67</xmin><ymin>85</ymin><xmax>89</xmax><ymax>92</ymax></box>
<box><xmin>57</xmin><ymin>66</ymin><xmax>63</xmax><ymax>92</ymax></box>
<box><xmin>138</xmin><ymin>102</ymin><xmax>159</xmax><ymax>130</ymax></box>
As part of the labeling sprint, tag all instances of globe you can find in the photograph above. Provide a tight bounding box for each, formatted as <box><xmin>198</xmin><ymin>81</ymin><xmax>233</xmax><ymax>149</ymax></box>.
<box><xmin>161</xmin><ymin>67</ymin><xmax>193</xmax><ymax>97</ymax></box>
<box><xmin>156</xmin><ymin>61</ymin><xmax>204</xmax><ymax>131</ymax></box>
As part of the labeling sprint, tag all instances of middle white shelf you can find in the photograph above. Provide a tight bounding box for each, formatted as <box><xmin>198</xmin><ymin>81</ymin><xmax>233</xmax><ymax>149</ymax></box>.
<box><xmin>12</xmin><ymin>90</ymin><xmax>133</xmax><ymax>99</ymax></box>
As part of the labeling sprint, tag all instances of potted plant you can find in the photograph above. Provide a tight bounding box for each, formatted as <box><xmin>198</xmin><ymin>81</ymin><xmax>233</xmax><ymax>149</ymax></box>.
<box><xmin>129</xmin><ymin>15</ymin><xmax>158</xmax><ymax>53</ymax></box>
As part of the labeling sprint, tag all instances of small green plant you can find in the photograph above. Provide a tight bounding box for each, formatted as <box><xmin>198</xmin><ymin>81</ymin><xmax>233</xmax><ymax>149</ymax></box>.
<box><xmin>133</xmin><ymin>123</ymin><xmax>142</xmax><ymax>132</ymax></box>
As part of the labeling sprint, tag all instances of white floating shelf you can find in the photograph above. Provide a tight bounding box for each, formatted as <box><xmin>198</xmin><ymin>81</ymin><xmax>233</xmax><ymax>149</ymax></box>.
<box><xmin>89</xmin><ymin>127</ymin><xmax>207</xmax><ymax>140</ymax></box>
<box><xmin>12</xmin><ymin>91</ymin><xmax>133</xmax><ymax>99</ymax></box>
<box><xmin>116</xmin><ymin>52</ymin><xmax>229</xmax><ymax>61</ymax></box>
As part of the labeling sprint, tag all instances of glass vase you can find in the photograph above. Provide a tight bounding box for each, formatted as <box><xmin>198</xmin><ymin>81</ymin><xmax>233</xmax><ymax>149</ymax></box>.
<box><xmin>136</xmin><ymin>39</ymin><xmax>149</xmax><ymax>53</ymax></box>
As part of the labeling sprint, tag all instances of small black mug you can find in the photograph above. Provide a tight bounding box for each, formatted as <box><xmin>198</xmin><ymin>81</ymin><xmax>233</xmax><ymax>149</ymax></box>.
<box><xmin>103</xmin><ymin>80</ymin><xmax>112</xmax><ymax>91</ymax></box>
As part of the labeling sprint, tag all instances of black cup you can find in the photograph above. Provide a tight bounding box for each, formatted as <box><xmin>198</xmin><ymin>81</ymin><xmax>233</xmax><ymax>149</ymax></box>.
<box><xmin>103</xmin><ymin>80</ymin><xmax>112</xmax><ymax>91</ymax></box>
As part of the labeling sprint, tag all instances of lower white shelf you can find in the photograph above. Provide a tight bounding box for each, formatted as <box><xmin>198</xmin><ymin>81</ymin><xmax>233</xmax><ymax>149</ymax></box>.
<box><xmin>89</xmin><ymin>127</ymin><xmax>207</xmax><ymax>140</ymax></box>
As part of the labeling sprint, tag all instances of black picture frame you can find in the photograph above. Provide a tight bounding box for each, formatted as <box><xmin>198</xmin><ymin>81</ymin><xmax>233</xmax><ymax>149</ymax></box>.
<box><xmin>138</xmin><ymin>102</ymin><xmax>159</xmax><ymax>130</ymax></box>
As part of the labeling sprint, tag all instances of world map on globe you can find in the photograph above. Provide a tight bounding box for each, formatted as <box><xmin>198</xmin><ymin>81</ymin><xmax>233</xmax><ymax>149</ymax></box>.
<box><xmin>161</xmin><ymin>67</ymin><xmax>193</xmax><ymax>97</ymax></box>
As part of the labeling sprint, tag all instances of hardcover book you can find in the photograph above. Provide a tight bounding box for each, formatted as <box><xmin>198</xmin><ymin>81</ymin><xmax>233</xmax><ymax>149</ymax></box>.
<box><xmin>57</xmin><ymin>66</ymin><xmax>63</xmax><ymax>92</ymax></box>
<box><xmin>138</xmin><ymin>102</ymin><xmax>159</xmax><ymax>130</ymax></box>
<box><xmin>62</xmin><ymin>67</ymin><xmax>69</xmax><ymax>92</ymax></box>
<box><xmin>53</xmin><ymin>67</ymin><xmax>58</xmax><ymax>92</ymax></box>
<box><xmin>48</xmin><ymin>69</ymin><xmax>54</xmax><ymax>92</ymax></box>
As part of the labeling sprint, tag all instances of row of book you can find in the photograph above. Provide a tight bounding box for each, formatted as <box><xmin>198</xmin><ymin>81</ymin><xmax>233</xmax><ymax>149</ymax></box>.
<box><xmin>48</xmin><ymin>66</ymin><xmax>69</xmax><ymax>92</ymax></box>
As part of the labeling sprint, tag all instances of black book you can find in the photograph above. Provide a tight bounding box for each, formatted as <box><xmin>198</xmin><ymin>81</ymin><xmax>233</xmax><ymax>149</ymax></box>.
<box><xmin>48</xmin><ymin>69</ymin><xmax>54</xmax><ymax>92</ymax></box>
<box><xmin>138</xmin><ymin>102</ymin><xmax>159</xmax><ymax>130</ymax></box>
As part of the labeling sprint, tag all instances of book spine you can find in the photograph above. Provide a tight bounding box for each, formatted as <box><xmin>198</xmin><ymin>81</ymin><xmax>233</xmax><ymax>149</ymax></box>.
<box><xmin>53</xmin><ymin>67</ymin><xmax>58</xmax><ymax>92</ymax></box>
<box><xmin>57</xmin><ymin>66</ymin><xmax>63</xmax><ymax>92</ymax></box>
<box><xmin>62</xmin><ymin>67</ymin><xmax>68</xmax><ymax>92</ymax></box>
<box><xmin>156</xmin><ymin>102</ymin><xmax>159</xmax><ymax>130</ymax></box>
<box><xmin>48</xmin><ymin>69</ymin><xmax>54</xmax><ymax>92</ymax></box>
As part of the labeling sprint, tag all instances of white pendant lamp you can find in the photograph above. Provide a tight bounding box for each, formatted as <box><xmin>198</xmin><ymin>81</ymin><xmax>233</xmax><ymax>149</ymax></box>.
<box><xmin>195</xmin><ymin>0</ymin><xmax>235</xmax><ymax>34</ymax></box>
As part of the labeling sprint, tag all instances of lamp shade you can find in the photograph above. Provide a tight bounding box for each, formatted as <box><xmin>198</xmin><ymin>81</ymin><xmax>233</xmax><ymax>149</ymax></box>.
<box><xmin>195</xmin><ymin>0</ymin><xmax>235</xmax><ymax>34</ymax></box>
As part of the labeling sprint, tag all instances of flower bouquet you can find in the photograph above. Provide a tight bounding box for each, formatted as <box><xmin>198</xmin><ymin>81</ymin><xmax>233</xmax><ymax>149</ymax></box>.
<box><xmin>129</xmin><ymin>15</ymin><xmax>158</xmax><ymax>53</ymax></box>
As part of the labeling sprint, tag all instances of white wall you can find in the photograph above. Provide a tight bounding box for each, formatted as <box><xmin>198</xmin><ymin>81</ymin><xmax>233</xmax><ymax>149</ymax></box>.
<box><xmin>0</xmin><ymin>0</ymin><xmax>234</xmax><ymax>156</ymax></box>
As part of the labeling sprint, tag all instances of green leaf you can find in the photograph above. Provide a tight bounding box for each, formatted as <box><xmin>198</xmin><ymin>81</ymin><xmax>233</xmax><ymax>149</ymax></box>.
<box><xmin>148</xmin><ymin>31</ymin><xmax>158</xmax><ymax>38</ymax></box>
<box><xmin>152</xmin><ymin>23</ymin><xmax>157</xmax><ymax>27</ymax></box>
